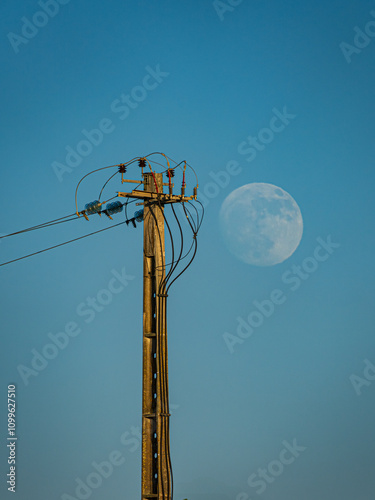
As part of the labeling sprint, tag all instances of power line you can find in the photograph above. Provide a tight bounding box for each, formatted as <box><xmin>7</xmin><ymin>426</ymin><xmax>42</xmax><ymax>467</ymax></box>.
<box><xmin>0</xmin><ymin>213</ymin><xmax>80</xmax><ymax>239</ymax></box>
<box><xmin>0</xmin><ymin>195</ymin><xmax>143</xmax><ymax>241</ymax></box>
<box><xmin>0</xmin><ymin>221</ymin><xmax>127</xmax><ymax>268</ymax></box>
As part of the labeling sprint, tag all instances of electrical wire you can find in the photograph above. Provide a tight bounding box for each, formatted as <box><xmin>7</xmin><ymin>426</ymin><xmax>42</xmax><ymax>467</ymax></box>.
<box><xmin>166</xmin><ymin>203</ymin><xmax>200</xmax><ymax>293</ymax></box>
<box><xmin>192</xmin><ymin>199</ymin><xmax>205</xmax><ymax>232</ymax></box>
<box><xmin>123</xmin><ymin>197</ymin><xmax>139</xmax><ymax>222</ymax></box>
<box><xmin>75</xmin><ymin>164</ymin><xmax>121</xmax><ymax>214</ymax></box>
<box><xmin>166</xmin><ymin>204</ymin><xmax>184</xmax><ymax>277</ymax></box>
<box><xmin>166</xmin><ymin>232</ymin><xmax>198</xmax><ymax>293</ymax></box>
<box><xmin>154</xmin><ymin>204</ymin><xmax>190</xmax><ymax>277</ymax></box>
<box><xmin>0</xmin><ymin>213</ymin><xmax>80</xmax><ymax>239</ymax></box>
<box><xmin>0</xmin><ymin>221</ymin><xmax>127</xmax><ymax>268</ymax></box>
<box><xmin>186</xmin><ymin>200</ymin><xmax>203</xmax><ymax>230</ymax></box>
<box><xmin>98</xmin><ymin>171</ymin><xmax>120</xmax><ymax>201</ymax></box>
<box><xmin>0</xmin><ymin>192</ymin><xmax>144</xmax><ymax>242</ymax></box>
<box><xmin>145</xmin><ymin>152</ymin><xmax>170</xmax><ymax>168</ymax></box>
<box><xmin>181</xmin><ymin>203</ymin><xmax>198</xmax><ymax>233</ymax></box>
<box><xmin>163</xmin><ymin>154</ymin><xmax>199</xmax><ymax>188</ymax></box>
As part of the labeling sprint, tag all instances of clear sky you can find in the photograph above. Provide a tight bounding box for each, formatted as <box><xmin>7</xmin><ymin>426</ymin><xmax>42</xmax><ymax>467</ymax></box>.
<box><xmin>1</xmin><ymin>1</ymin><xmax>375</xmax><ymax>499</ymax></box>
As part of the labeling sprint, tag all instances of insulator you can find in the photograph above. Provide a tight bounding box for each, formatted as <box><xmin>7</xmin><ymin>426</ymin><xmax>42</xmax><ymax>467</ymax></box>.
<box><xmin>168</xmin><ymin>169</ymin><xmax>175</xmax><ymax>178</ymax></box>
<box><xmin>118</xmin><ymin>164</ymin><xmax>127</xmax><ymax>174</ymax></box>
<box><xmin>134</xmin><ymin>209</ymin><xmax>144</xmax><ymax>222</ymax></box>
<box><xmin>125</xmin><ymin>217</ymin><xmax>137</xmax><ymax>227</ymax></box>
<box><xmin>85</xmin><ymin>200</ymin><xmax>101</xmax><ymax>215</ymax></box>
<box><xmin>139</xmin><ymin>158</ymin><xmax>146</xmax><ymax>169</ymax></box>
<box><xmin>106</xmin><ymin>201</ymin><xmax>123</xmax><ymax>215</ymax></box>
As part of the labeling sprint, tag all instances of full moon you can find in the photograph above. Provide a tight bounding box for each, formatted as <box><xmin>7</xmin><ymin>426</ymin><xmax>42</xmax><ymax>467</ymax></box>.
<box><xmin>219</xmin><ymin>183</ymin><xmax>303</xmax><ymax>266</ymax></box>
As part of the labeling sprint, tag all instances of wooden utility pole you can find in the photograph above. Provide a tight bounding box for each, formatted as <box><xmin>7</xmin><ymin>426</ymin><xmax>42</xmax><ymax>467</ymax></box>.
<box><xmin>141</xmin><ymin>172</ymin><xmax>171</xmax><ymax>500</ymax></box>
<box><xmin>117</xmin><ymin>160</ymin><xmax>198</xmax><ymax>500</ymax></box>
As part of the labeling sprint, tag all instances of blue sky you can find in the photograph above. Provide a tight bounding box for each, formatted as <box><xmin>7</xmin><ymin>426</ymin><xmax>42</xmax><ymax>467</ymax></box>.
<box><xmin>1</xmin><ymin>0</ymin><xmax>375</xmax><ymax>499</ymax></box>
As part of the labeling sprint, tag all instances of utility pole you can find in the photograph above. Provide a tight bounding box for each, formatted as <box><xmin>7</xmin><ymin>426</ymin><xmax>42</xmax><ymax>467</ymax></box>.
<box><xmin>141</xmin><ymin>172</ymin><xmax>171</xmax><ymax>499</ymax></box>
<box><xmin>117</xmin><ymin>156</ymin><xmax>200</xmax><ymax>500</ymax></box>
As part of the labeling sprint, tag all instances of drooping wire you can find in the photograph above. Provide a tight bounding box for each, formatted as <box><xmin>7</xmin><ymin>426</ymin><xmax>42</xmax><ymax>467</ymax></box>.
<box><xmin>166</xmin><ymin>232</ymin><xmax>197</xmax><ymax>293</ymax></box>
<box><xmin>98</xmin><ymin>171</ymin><xmax>120</xmax><ymax>201</ymax></box>
<box><xmin>186</xmin><ymin>200</ymin><xmax>203</xmax><ymax>228</ymax></box>
<box><xmin>145</xmin><ymin>152</ymin><xmax>170</xmax><ymax>169</ymax></box>
<box><xmin>162</xmin><ymin>203</ymin><xmax>201</xmax><ymax>278</ymax></box>
<box><xmin>181</xmin><ymin>203</ymin><xmax>198</xmax><ymax>233</ymax></box>
<box><xmin>151</xmin><ymin>199</ymin><xmax>202</xmax><ymax>291</ymax></box>
<box><xmin>192</xmin><ymin>199</ymin><xmax>205</xmax><ymax>232</ymax></box>
<box><xmin>74</xmin><ymin>164</ymin><xmax>121</xmax><ymax>215</ymax></box>
<box><xmin>154</xmin><ymin>204</ymin><xmax>184</xmax><ymax>279</ymax></box>
<box><xmin>123</xmin><ymin>197</ymin><xmax>139</xmax><ymax>222</ymax></box>
<box><xmin>166</xmin><ymin>203</ymin><xmax>200</xmax><ymax>293</ymax></box>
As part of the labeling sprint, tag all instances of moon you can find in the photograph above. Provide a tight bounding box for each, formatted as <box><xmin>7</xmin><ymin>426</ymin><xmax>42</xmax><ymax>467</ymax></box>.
<box><xmin>219</xmin><ymin>183</ymin><xmax>303</xmax><ymax>266</ymax></box>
